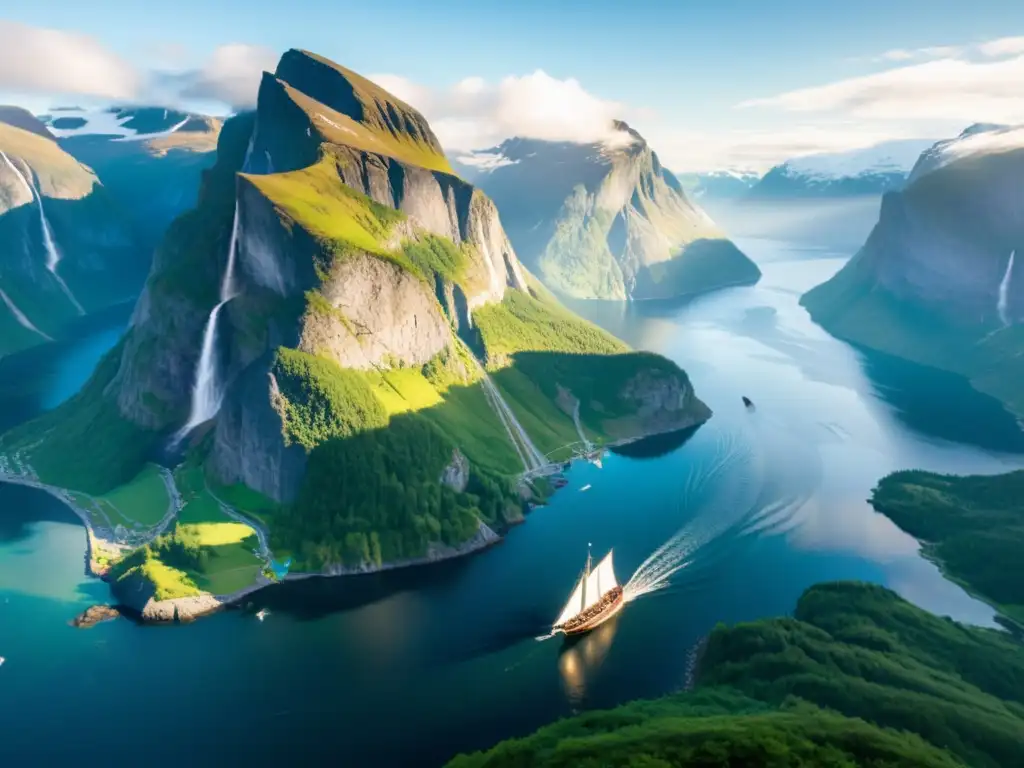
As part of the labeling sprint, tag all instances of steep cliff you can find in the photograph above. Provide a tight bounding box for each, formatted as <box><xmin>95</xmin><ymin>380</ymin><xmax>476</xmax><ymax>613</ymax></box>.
<box><xmin>801</xmin><ymin>124</ymin><xmax>1024</xmax><ymax>415</ymax></box>
<box><xmin>4</xmin><ymin>49</ymin><xmax>712</xmax><ymax>579</ymax></box>
<box><xmin>52</xmin><ymin>107</ymin><xmax>221</xmax><ymax>256</ymax></box>
<box><xmin>453</xmin><ymin>124</ymin><xmax>760</xmax><ymax>300</ymax></box>
<box><xmin>0</xmin><ymin>121</ymin><xmax>142</xmax><ymax>357</ymax></box>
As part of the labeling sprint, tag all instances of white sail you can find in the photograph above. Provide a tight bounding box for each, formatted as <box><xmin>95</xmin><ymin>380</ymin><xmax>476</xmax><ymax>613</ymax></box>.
<box><xmin>555</xmin><ymin>577</ymin><xmax>585</xmax><ymax>626</ymax></box>
<box><xmin>584</xmin><ymin>551</ymin><xmax>617</xmax><ymax>606</ymax></box>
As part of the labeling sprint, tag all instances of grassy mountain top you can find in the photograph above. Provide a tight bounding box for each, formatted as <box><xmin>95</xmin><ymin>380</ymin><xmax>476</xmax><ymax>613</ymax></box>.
<box><xmin>449</xmin><ymin>582</ymin><xmax>1024</xmax><ymax>768</ymax></box>
<box><xmin>870</xmin><ymin>469</ymin><xmax>1024</xmax><ymax>626</ymax></box>
<box><xmin>0</xmin><ymin>122</ymin><xmax>96</xmax><ymax>200</ymax></box>
<box><xmin>273</xmin><ymin>48</ymin><xmax>451</xmax><ymax>174</ymax></box>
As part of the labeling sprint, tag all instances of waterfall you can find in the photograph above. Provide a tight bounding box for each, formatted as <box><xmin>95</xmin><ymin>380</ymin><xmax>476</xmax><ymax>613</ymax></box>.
<box><xmin>221</xmin><ymin>201</ymin><xmax>241</xmax><ymax>300</ymax></box>
<box><xmin>0</xmin><ymin>150</ymin><xmax>84</xmax><ymax>314</ymax></box>
<box><xmin>0</xmin><ymin>287</ymin><xmax>51</xmax><ymax>340</ymax></box>
<box><xmin>173</xmin><ymin>200</ymin><xmax>242</xmax><ymax>443</ymax></box>
<box><xmin>998</xmin><ymin>250</ymin><xmax>1016</xmax><ymax>327</ymax></box>
<box><xmin>470</xmin><ymin>353</ymin><xmax>545</xmax><ymax>472</ymax></box>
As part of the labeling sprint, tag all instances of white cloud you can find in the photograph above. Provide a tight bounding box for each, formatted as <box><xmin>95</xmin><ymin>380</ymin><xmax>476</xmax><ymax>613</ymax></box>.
<box><xmin>978</xmin><ymin>36</ymin><xmax>1024</xmax><ymax>57</ymax></box>
<box><xmin>368</xmin><ymin>69</ymin><xmax>624</xmax><ymax>150</ymax></box>
<box><xmin>738</xmin><ymin>54</ymin><xmax>1024</xmax><ymax>125</ymax></box>
<box><xmin>0</xmin><ymin>20</ymin><xmax>140</xmax><ymax>100</ymax></box>
<box><xmin>176</xmin><ymin>44</ymin><xmax>278</xmax><ymax>109</ymax></box>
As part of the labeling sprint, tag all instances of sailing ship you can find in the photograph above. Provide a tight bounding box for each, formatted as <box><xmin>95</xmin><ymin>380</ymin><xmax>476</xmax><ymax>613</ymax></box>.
<box><xmin>553</xmin><ymin>545</ymin><xmax>624</xmax><ymax>636</ymax></box>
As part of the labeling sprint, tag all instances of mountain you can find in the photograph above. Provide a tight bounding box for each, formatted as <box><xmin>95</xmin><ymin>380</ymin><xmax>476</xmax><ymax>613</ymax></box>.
<box><xmin>747</xmin><ymin>139</ymin><xmax>938</xmax><ymax>199</ymax></box>
<box><xmin>1</xmin><ymin>50</ymin><xmax>711</xmax><ymax>616</ymax></box>
<box><xmin>0</xmin><ymin>118</ymin><xmax>142</xmax><ymax>357</ymax></box>
<box><xmin>801</xmin><ymin>123</ymin><xmax>1024</xmax><ymax>415</ymax></box>
<box><xmin>40</xmin><ymin>106</ymin><xmax>222</xmax><ymax>254</ymax></box>
<box><xmin>452</xmin><ymin>125</ymin><xmax>760</xmax><ymax>301</ymax></box>
<box><xmin>675</xmin><ymin>169</ymin><xmax>760</xmax><ymax>200</ymax></box>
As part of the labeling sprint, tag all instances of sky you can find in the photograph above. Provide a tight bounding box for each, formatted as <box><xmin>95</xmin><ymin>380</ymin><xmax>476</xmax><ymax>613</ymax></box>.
<box><xmin>2</xmin><ymin>0</ymin><xmax>1024</xmax><ymax>171</ymax></box>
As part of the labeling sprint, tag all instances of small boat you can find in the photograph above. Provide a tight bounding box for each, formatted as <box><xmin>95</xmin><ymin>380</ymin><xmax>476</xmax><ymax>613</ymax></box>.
<box><xmin>742</xmin><ymin>396</ymin><xmax>754</xmax><ymax>409</ymax></box>
<box><xmin>553</xmin><ymin>545</ymin><xmax>624</xmax><ymax>636</ymax></box>
<box><xmin>0</xmin><ymin>656</ymin><xmax>5</xmax><ymax>666</ymax></box>
<box><xmin>255</xmin><ymin>608</ymin><xmax>269</xmax><ymax>622</ymax></box>
<box><xmin>579</xmin><ymin>484</ymin><xmax>592</xmax><ymax>492</ymax></box>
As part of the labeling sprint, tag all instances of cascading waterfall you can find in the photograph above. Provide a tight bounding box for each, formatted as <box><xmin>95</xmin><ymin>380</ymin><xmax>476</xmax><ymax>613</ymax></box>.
<box><xmin>0</xmin><ymin>150</ymin><xmax>84</xmax><ymax>314</ymax></box>
<box><xmin>173</xmin><ymin>202</ymin><xmax>242</xmax><ymax>442</ymax></box>
<box><xmin>469</xmin><ymin>352</ymin><xmax>545</xmax><ymax>472</ymax></box>
<box><xmin>0</xmin><ymin>287</ymin><xmax>51</xmax><ymax>340</ymax></box>
<box><xmin>998</xmin><ymin>250</ymin><xmax>1016</xmax><ymax>327</ymax></box>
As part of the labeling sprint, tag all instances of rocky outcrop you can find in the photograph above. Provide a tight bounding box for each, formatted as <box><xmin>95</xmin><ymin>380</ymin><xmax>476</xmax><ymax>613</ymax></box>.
<box><xmin>70</xmin><ymin>604</ymin><xmax>120</xmax><ymax>628</ymax></box>
<box><xmin>457</xmin><ymin>125</ymin><xmax>759</xmax><ymax>300</ymax></box>
<box><xmin>440</xmin><ymin>448</ymin><xmax>470</xmax><ymax>492</ymax></box>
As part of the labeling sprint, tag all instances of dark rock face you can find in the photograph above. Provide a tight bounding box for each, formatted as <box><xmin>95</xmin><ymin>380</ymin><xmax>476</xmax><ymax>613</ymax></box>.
<box><xmin>831</xmin><ymin>148</ymin><xmax>1024</xmax><ymax>324</ymax></box>
<box><xmin>210</xmin><ymin>362</ymin><xmax>308</xmax><ymax>502</ymax></box>
<box><xmin>275</xmin><ymin>49</ymin><xmax>446</xmax><ymax>155</ymax></box>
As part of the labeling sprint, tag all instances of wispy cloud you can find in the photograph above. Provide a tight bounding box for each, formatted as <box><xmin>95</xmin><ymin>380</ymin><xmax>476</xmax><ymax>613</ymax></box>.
<box><xmin>0</xmin><ymin>21</ymin><xmax>274</xmax><ymax>111</ymax></box>
<box><xmin>738</xmin><ymin>53</ymin><xmax>1024</xmax><ymax>125</ymax></box>
<box><xmin>368</xmin><ymin>70</ymin><xmax>625</xmax><ymax>150</ymax></box>
<box><xmin>977</xmin><ymin>36</ymin><xmax>1024</xmax><ymax>57</ymax></box>
<box><xmin>0</xmin><ymin>21</ymin><xmax>140</xmax><ymax>101</ymax></box>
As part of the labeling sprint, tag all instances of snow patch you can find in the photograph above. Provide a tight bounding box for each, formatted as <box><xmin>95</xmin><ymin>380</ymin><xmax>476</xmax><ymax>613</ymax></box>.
<box><xmin>909</xmin><ymin>124</ymin><xmax>1024</xmax><ymax>183</ymax></box>
<box><xmin>455</xmin><ymin>151</ymin><xmax>518</xmax><ymax>172</ymax></box>
<box><xmin>782</xmin><ymin>139</ymin><xmax>937</xmax><ymax>181</ymax></box>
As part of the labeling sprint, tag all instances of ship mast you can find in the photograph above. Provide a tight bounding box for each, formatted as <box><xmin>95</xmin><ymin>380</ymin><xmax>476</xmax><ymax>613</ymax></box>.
<box><xmin>581</xmin><ymin>542</ymin><xmax>593</xmax><ymax>610</ymax></box>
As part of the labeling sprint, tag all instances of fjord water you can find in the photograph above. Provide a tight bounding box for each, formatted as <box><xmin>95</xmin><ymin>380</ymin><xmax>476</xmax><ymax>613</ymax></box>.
<box><xmin>2</xmin><ymin>240</ymin><xmax>1023</xmax><ymax>767</ymax></box>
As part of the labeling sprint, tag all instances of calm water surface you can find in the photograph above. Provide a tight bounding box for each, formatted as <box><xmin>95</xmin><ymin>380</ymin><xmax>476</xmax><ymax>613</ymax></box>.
<box><xmin>1</xmin><ymin>240</ymin><xmax>1022</xmax><ymax>767</ymax></box>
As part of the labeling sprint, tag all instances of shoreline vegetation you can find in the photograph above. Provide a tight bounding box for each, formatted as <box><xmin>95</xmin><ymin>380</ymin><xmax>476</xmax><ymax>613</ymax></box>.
<box><xmin>869</xmin><ymin>468</ymin><xmax>1024</xmax><ymax>631</ymax></box>
<box><xmin>447</xmin><ymin>582</ymin><xmax>1024</xmax><ymax>768</ymax></box>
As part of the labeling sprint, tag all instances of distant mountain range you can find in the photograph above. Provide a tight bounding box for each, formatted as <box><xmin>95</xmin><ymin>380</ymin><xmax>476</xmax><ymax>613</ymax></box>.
<box><xmin>745</xmin><ymin>139</ymin><xmax>939</xmax><ymax>199</ymax></box>
<box><xmin>674</xmin><ymin>170</ymin><xmax>760</xmax><ymax>199</ymax></box>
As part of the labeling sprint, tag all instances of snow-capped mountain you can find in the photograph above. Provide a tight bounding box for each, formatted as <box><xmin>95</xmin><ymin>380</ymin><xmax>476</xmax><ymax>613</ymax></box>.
<box><xmin>675</xmin><ymin>170</ymin><xmax>761</xmax><ymax>199</ymax></box>
<box><xmin>748</xmin><ymin>138</ymin><xmax>939</xmax><ymax>199</ymax></box>
<box><xmin>908</xmin><ymin>123</ymin><xmax>1024</xmax><ymax>183</ymax></box>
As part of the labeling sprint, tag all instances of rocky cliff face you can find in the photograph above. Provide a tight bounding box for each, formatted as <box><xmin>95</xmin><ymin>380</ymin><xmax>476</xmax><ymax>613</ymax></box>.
<box><xmin>0</xmin><ymin>121</ymin><xmax>141</xmax><ymax>357</ymax></box>
<box><xmin>802</xmin><ymin>124</ymin><xmax>1024</xmax><ymax>414</ymax></box>
<box><xmin>453</xmin><ymin>124</ymin><xmax>760</xmax><ymax>300</ymax></box>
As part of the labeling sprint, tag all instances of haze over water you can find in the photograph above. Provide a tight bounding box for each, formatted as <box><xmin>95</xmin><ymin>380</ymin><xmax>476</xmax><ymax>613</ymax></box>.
<box><xmin>2</xmin><ymin>236</ymin><xmax>1022</xmax><ymax>767</ymax></box>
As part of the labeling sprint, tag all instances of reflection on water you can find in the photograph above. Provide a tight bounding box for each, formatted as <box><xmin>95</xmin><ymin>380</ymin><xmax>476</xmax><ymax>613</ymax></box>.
<box><xmin>558</xmin><ymin>616</ymin><xmax>620</xmax><ymax>706</ymax></box>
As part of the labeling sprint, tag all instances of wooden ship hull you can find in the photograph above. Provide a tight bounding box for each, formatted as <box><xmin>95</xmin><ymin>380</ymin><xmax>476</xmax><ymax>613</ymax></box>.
<box><xmin>560</xmin><ymin>586</ymin><xmax>625</xmax><ymax>636</ymax></box>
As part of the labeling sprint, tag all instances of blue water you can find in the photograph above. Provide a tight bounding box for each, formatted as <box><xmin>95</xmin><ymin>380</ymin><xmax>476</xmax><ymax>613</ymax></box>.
<box><xmin>1</xmin><ymin>240</ymin><xmax>1021</xmax><ymax>767</ymax></box>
